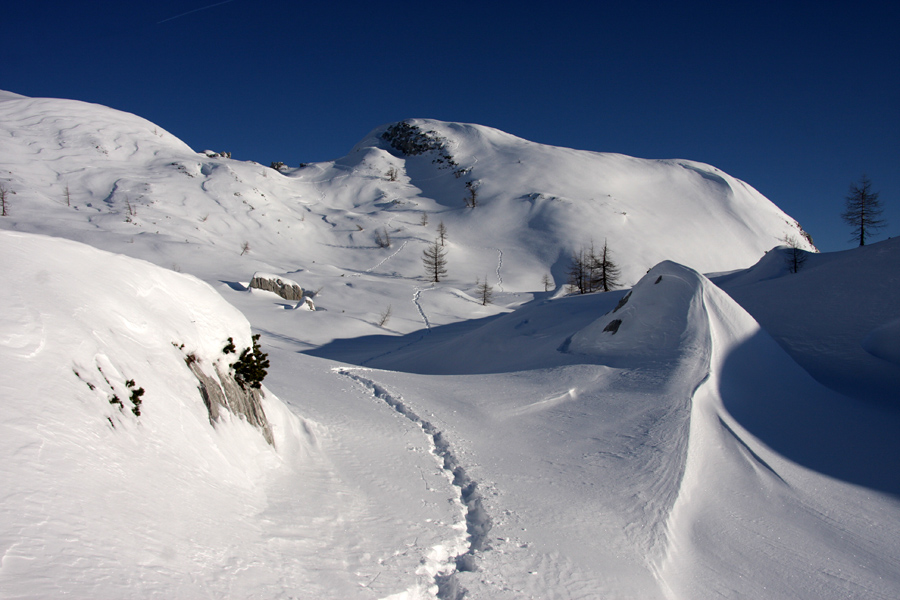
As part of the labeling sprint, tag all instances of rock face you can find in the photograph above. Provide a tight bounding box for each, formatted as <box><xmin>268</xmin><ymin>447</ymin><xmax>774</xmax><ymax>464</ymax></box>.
<box><xmin>187</xmin><ymin>360</ymin><xmax>274</xmax><ymax>446</ymax></box>
<box><xmin>249</xmin><ymin>273</ymin><xmax>303</xmax><ymax>301</ymax></box>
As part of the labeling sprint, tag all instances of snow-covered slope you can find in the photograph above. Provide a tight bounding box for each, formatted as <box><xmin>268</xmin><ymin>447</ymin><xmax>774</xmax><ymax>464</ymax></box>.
<box><xmin>2</xmin><ymin>91</ymin><xmax>898</xmax><ymax>599</ymax></box>
<box><xmin>0</xmin><ymin>230</ymin><xmax>313</xmax><ymax>596</ymax></box>
<box><xmin>0</xmin><ymin>93</ymin><xmax>814</xmax><ymax>349</ymax></box>
<box><xmin>0</xmin><ymin>230</ymin><xmax>484</xmax><ymax>599</ymax></box>
<box><xmin>715</xmin><ymin>238</ymin><xmax>900</xmax><ymax>406</ymax></box>
<box><xmin>306</xmin><ymin>261</ymin><xmax>900</xmax><ymax>598</ymax></box>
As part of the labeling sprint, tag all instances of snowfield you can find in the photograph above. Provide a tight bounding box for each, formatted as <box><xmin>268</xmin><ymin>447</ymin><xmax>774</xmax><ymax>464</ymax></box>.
<box><xmin>1</xmin><ymin>91</ymin><xmax>898</xmax><ymax>599</ymax></box>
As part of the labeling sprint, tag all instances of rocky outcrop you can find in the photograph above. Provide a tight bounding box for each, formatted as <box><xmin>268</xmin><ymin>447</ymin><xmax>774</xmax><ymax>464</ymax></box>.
<box><xmin>249</xmin><ymin>272</ymin><xmax>303</xmax><ymax>301</ymax></box>
<box><xmin>187</xmin><ymin>360</ymin><xmax>274</xmax><ymax>446</ymax></box>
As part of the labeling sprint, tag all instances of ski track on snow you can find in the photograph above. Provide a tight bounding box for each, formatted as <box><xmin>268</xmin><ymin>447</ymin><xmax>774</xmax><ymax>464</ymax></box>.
<box><xmin>334</xmin><ymin>368</ymin><xmax>492</xmax><ymax>599</ymax></box>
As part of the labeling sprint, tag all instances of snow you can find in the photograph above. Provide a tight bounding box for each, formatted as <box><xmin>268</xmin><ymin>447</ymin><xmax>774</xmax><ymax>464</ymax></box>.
<box><xmin>1</xmin><ymin>91</ymin><xmax>898</xmax><ymax>599</ymax></box>
<box><xmin>715</xmin><ymin>238</ymin><xmax>900</xmax><ymax>405</ymax></box>
<box><xmin>863</xmin><ymin>317</ymin><xmax>900</xmax><ymax>367</ymax></box>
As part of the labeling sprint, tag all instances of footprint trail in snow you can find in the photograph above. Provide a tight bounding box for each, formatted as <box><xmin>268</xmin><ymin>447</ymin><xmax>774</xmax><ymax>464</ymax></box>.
<box><xmin>334</xmin><ymin>368</ymin><xmax>492</xmax><ymax>598</ymax></box>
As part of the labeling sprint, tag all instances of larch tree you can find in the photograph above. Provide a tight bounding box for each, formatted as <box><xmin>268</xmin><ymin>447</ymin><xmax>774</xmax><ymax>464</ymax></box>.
<box><xmin>842</xmin><ymin>175</ymin><xmax>886</xmax><ymax>246</ymax></box>
<box><xmin>593</xmin><ymin>239</ymin><xmax>621</xmax><ymax>292</ymax></box>
<box><xmin>423</xmin><ymin>238</ymin><xmax>448</xmax><ymax>282</ymax></box>
<box><xmin>0</xmin><ymin>185</ymin><xmax>9</xmax><ymax>217</ymax></box>
<box><xmin>541</xmin><ymin>273</ymin><xmax>553</xmax><ymax>292</ymax></box>
<box><xmin>476</xmin><ymin>276</ymin><xmax>493</xmax><ymax>305</ymax></box>
<box><xmin>567</xmin><ymin>240</ymin><xmax>621</xmax><ymax>294</ymax></box>
<box><xmin>782</xmin><ymin>234</ymin><xmax>808</xmax><ymax>274</ymax></box>
<box><xmin>566</xmin><ymin>248</ymin><xmax>589</xmax><ymax>294</ymax></box>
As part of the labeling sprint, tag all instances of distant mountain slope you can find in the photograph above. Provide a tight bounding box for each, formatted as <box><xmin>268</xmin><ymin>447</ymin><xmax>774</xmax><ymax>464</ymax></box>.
<box><xmin>360</xmin><ymin>118</ymin><xmax>815</xmax><ymax>281</ymax></box>
<box><xmin>0</xmin><ymin>92</ymin><xmax>813</xmax><ymax>348</ymax></box>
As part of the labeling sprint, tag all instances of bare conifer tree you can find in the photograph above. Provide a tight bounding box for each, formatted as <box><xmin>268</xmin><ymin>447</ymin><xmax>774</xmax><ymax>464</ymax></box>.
<box><xmin>437</xmin><ymin>221</ymin><xmax>448</xmax><ymax>246</ymax></box>
<box><xmin>541</xmin><ymin>273</ymin><xmax>553</xmax><ymax>292</ymax></box>
<box><xmin>423</xmin><ymin>238</ymin><xmax>448</xmax><ymax>282</ymax></box>
<box><xmin>567</xmin><ymin>240</ymin><xmax>620</xmax><ymax>294</ymax></box>
<box><xmin>477</xmin><ymin>277</ymin><xmax>493</xmax><ymax>305</ymax></box>
<box><xmin>593</xmin><ymin>239</ymin><xmax>621</xmax><ymax>292</ymax></box>
<box><xmin>782</xmin><ymin>235</ymin><xmax>808</xmax><ymax>274</ymax></box>
<box><xmin>566</xmin><ymin>249</ymin><xmax>589</xmax><ymax>294</ymax></box>
<box><xmin>464</xmin><ymin>181</ymin><xmax>478</xmax><ymax>208</ymax></box>
<box><xmin>378</xmin><ymin>305</ymin><xmax>393</xmax><ymax>327</ymax></box>
<box><xmin>374</xmin><ymin>227</ymin><xmax>391</xmax><ymax>248</ymax></box>
<box><xmin>842</xmin><ymin>175</ymin><xmax>886</xmax><ymax>246</ymax></box>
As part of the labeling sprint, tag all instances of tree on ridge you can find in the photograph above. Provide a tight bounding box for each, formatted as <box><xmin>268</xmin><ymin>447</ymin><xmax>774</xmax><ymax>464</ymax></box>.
<box><xmin>842</xmin><ymin>175</ymin><xmax>886</xmax><ymax>246</ymax></box>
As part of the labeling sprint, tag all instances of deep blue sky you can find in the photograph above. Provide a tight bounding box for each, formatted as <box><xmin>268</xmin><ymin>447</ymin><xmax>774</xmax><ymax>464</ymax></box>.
<box><xmin>4</xmin><ymin>1</ymin><xmax>898</xmax><ymax>251</ymax></box>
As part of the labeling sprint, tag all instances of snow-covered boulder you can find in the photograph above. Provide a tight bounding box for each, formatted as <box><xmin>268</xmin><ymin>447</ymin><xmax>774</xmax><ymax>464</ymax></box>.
<box><xmin>249</xmin><ymin>272</ymin><xmax>304</xmax><ymax>301</ymax></box>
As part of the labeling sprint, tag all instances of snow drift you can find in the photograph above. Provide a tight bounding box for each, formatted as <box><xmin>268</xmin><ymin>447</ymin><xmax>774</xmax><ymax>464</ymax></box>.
<box><xmin>0</xmin><ymin>230</ymin><xmax>314</xmax><ymax>597</ymax></box>
<box><xmin>330</xmin><ymin>261</ymin><xmax>900</xmax><ymax>599</ymax></box>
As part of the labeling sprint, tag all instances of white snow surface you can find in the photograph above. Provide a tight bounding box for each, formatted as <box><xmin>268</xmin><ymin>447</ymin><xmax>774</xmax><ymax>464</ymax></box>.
<box><xmin>1</xmin><ymin>92</ymin><xmax>899</xmax><ymax>599</ymax></box>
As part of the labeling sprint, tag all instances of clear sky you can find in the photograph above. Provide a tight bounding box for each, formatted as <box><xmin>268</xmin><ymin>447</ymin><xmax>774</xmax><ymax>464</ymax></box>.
<box><xmin>4</xmin><ymin>1</ymin><xmax>898</xmax><ymax>251</ymax></box>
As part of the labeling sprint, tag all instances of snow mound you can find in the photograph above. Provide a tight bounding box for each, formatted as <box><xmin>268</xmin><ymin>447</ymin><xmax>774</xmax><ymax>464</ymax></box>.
<box><xmin>337</xmin><ymin>260</ymin><xmax>900</xmax><ymax>598</ymax></box>
<box><xmin>323</xmin><ymin>262</ymin><xmax>720</xmax><ymax>374</ymax></box>
<box><xmin>654</xmin><ymin>258</ymin><xmax>900</xmax><ymax>599</ymax></box>
<box><xmin>566</xmin><ymin>261</ymin><xmax>708</xmax><ymax>365</ymax></box>
<box><xmin>716</xmin><ymin>237</ymin><xmax>900</xmax><ymax>405</ymax></box>
<box><xmin>0</xmin><ymin>230</ymin><xmax>313</xmax><ymax>597</ymax></box>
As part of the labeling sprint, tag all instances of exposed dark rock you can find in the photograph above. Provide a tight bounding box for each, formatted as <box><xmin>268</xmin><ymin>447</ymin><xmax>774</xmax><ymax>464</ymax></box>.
<box><xmin>381</xmin><ymin>121</ymin><xmax>448</xmax><ymax>156</ymax></box>
<box><xmin>603</xmin><ymin>319</ymin><xmax>623</xmax><ymax>334</ymax></box>
<box><xmin>613</xmin><ymin>291</ymin><xmax>632</xmax><ymax>313</ymax></box>
<box><xmin>380</xmin><ymin>121</ymin><xmax>463</xmax><ymax>174</ymax></box>
<box><xmin>187</xmin><ymin>360</ymin><xmax>274</xmax><ymax>446</ymax></box>
<box><xmin>249</xmin><ymin>273</ymin><xmax>303</xmax><ymax>301</ymax></box>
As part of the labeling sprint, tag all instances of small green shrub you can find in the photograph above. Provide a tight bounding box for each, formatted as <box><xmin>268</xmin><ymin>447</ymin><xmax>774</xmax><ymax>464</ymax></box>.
<box><xmin>129</xmin><ymin>386</ymin><xmax>145</xmax><ymax>416</ymax></box>
<box><xmin>231</xmin><ymin>334</ymin><xmax>269</xmax><ymax>390</ymax></box>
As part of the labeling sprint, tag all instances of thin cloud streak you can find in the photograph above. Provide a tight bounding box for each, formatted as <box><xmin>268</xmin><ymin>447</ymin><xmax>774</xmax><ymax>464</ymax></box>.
<box><xmin>157</xmin><ymin>0</ymin><xmax>237</xmax><ymax>25</ymax></box>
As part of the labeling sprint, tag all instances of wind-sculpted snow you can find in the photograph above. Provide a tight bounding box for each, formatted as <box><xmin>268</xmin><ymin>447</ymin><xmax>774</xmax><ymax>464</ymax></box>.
<box><xmin>716</xmin><ymin>237</ymin><xmax>900</xmax><ymax>407</ymax></box>
<box><xmin>312</xmin><ymin>260</ymin><xmax>900</xmax><ymax>598</ymax></box>
<box><xmin>648</xmin><ymin>262</ymin><xmax>900</xmax><ymax>598</ymax></box>
<box><xmin>0</xmin><ymin>231</ymin><xmax>317</xmax><ymax>597</ymax></box>
<box><xmin>566</xmin><ymin>262</ymin><xmax>708</xmax><ymax>366</ymax></box>
<box><xmin>863</xmin><ymin>317</ymin><xmax>900</xmax><ymax>367</ymax></box>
